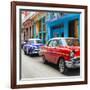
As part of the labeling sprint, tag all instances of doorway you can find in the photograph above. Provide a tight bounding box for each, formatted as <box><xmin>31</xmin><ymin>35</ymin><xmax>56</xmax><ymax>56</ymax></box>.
<box><xmin>68</xmin><ymin>19</ymin><xmax>79</xmax><ymax>38</ymax></box>
<box><xmin>68</xmin><ymin>20</ymin><xmax>75</xmax><ymax>37</ymax></box>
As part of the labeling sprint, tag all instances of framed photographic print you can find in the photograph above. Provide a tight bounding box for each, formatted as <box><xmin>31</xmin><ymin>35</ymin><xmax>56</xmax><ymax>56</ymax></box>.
<box><xmin>11</xmin><ymin>1</ymin><xmax>88</xmax><ymax>89</ymax></box>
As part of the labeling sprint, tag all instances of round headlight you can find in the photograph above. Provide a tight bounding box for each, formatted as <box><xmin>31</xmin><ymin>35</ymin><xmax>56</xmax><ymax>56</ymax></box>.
<box><xmin>34</xmin><ymin>46</ymin><xmax>37</xmax><ymax>49</ymax></box>
<box><xmin>70</xmin><ymin>51</ymin><xmax>74</xmax><ymax>58</ymax></box>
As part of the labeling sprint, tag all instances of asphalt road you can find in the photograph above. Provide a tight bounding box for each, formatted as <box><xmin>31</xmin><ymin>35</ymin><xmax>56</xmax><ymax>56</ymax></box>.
<box><xmin>21</xmin><ymin>50</ymin><xmax>80</xmax><ymax>79</ymax></box>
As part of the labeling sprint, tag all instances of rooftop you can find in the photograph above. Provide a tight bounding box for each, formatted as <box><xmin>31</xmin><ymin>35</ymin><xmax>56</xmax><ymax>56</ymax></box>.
<box><xmin>50</xmin><ymin>37</ymin><xmax>79</xmax><ymax>40</ymax></box>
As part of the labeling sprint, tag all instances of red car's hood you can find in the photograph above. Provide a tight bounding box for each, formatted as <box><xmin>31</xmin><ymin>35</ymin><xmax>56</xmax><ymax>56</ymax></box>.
<box><xmin>65</xmin><ymin>46</ymin><xmax>80</xmax><ymax>52</ymax></box>
<box><xmin>63</xmin><ymin>46</ymin><xmax>80</xmax><ymax>56</ymax></box>
<box><xmin>57</xmin><ymin>46</ymin><xmax>80</xmax><ymax>56</ymax></box>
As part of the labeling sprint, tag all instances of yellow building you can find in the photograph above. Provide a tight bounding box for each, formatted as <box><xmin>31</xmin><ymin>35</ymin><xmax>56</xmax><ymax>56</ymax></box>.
<box><xmin>22</xmin><ymin>12</ymin><xmax>47</xmax><ymax>44</ymax></box>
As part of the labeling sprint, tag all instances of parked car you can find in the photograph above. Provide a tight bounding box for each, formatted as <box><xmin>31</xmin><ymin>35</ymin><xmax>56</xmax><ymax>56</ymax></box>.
<box><xmin>23</xmin><ymin>38</ymin><xmax>43</xmax><ymax>56</ymax></box>
<box><xmin>41</xmin><ymin>37</ymin><xmax>80</xmax><ymax>74</ymax></box>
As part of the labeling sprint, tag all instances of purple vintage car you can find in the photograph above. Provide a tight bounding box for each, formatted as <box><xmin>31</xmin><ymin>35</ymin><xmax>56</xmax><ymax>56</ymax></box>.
<box><xmin>23</xmin><ymin>38</ymin><xmax>43</xmax><ymax>56</ymax></box>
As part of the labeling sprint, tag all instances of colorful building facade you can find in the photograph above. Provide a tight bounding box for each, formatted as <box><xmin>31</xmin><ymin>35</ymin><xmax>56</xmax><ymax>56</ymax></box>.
<box><xmin>31</xmin><ymin>12</ymin><xmax>47</xmax><ymax>44</ymax></box>
<box><xmin>22</xmin><ymin>11</ymin><xmax>80</xmax><ymax>44</ymax></box>
<box><xmin>22</xmin><ymin>12</ymin><xmax>47</xmax><ymax>44</ymax></box>
<box><xmin>46</xmin><ymin>12</ymin><xmax>80</xmax><ymax>41</ymax></box>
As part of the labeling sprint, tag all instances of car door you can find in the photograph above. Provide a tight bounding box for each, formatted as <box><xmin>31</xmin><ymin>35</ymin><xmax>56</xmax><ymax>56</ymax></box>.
<box><xmin>54</xmin><ymin>39</ymin><xmax>63</xmax><ymax>63</ymax></box>
<box><xmin>49</xmin><ymin>40</ymin><xmax>59</xmax><ymax>63</ymax></box>
<box><xmin>45</xmin><ymin>40</ymin><xmax>53</xmax><ymax>62</ymax></box>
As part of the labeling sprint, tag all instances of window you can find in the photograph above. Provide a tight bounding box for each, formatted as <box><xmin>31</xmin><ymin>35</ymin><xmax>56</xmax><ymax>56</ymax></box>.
<box><xmin>39</xmin><ymin>33</ymin><xmax>42</xmax><ymax>39</ymax></box>
<box><xmin>59</xmin><ymin>39</ymin><xmax>63</xmax><ymax>46</ymax></box>
<box><xmin>53</xmin><ymin>40</ymin><xmax>58</xmax><ymax>47</ymax></box>
<box><xmin>35</xmin><ymin>40</ymin><xmax>42</xmax><ymax>44</ymax></box>
<box><xmin>50</xmin><ymin>12</ymin><xmax>55</xmax><ymax>19</ymax></box>
<box><xmin>42</xmin><ymin>17</ymin><xmax>46</xmax><ymax>31</ymax></box>
<box><xmin>48</xmin><ymin>40</ymin><xmax>60</xmax><ymax>47</ymax></box>
<box><xmin>51</xmin><ymin>23</ymin><xmax>64</xmax><ymax>30</ymax></box>
<box><xmin>48</xmin><ymin>40</ymin><xmax>53</xmax><ymax>47</ymax></box>
<box><xmin>39</xmin><ymin>20</ymin><xmax>41</xmax><ymax>32</ymax></box>
<box><xmin>29</xmin><ymin>27</ymin><xmax>31</xmax><ymax>38</ymax></box>
<box><xmin>43</xmin><ymin>33</ymin><xmax>46</xmax><ymax>44</ymax></box>
<box><xmin>66</xmin><ymin>39</ymin><xmax>80</xmax><ymax>46</ymax></box>
<box><xmin>28</xmin><ymin>40</ymin><xmax>34</xmax><ymax>44</ymax></box>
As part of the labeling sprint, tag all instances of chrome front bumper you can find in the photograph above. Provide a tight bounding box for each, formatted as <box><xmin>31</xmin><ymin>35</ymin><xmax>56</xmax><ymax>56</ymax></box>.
<box><xmin>31</xmin><ymin>49</ymin><xmax>39</xmax><ymax>54</ymax></box>
<box><xmin>65</xmin><ymin>57</ymin><xmax>80</xmax><ymax>68</ymax></box>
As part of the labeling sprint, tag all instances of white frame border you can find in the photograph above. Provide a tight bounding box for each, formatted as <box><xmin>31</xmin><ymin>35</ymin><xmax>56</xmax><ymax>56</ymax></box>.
<box><xmin>16</xmin><ymin>6</ymin><xmax>85</xmax><ymax>85</ymax></box>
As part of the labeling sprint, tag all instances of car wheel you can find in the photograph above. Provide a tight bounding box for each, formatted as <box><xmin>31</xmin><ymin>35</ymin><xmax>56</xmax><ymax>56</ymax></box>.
<box><xmin>42</xmin><ymin>55</ymin><xmax>47</xmax><ymax>64</ymax></box>
<box><xmin>58</xmin><ymin>58</ymin><xmax>68</xmax><ymax>74</ymax></box>
<box><xmin>26</xmin><ymin>48</ymin><xmax>28</xmax><ymax>55</ymax></box>
<box><xmin>29</xmin><ymin>50</ymin><xmax>33</xmax><ymax>57</ymax></box>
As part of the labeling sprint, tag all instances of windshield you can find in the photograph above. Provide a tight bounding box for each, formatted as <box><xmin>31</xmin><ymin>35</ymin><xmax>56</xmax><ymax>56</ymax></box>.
<box><xmin>28</xmin><ymin>40</ymin><xmax>34</xmax><ymax>44</ymax></box>
<box><xmin>65</xmin><ymin>39</ymin><xmax>80</xmax><ymax>46</ymax></box>
<box><xmin>35</xmin><ymin>40</ymin><xmax>42</xmax><ymax>44</ymax></box>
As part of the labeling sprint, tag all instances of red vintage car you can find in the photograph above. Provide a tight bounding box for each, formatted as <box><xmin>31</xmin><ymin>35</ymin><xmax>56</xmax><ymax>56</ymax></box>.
<box><xmin>41</xmin><ymin>37</ymin><xmax>80</xmax><ymax>74</ymax></box>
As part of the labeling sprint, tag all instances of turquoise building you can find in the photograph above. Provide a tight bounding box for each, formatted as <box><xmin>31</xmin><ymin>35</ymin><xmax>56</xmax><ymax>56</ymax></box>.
<box><xmin>46</xmin><ymin>12</ymin><xmax>80</xmax><ymax>42</ymax></box>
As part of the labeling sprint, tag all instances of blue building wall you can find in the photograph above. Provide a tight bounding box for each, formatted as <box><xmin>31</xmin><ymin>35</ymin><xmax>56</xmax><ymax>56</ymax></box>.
<box><xmin>46</xmin><ymin>13</ymin><xmax>80</xmax><ymax>41</ymax></box>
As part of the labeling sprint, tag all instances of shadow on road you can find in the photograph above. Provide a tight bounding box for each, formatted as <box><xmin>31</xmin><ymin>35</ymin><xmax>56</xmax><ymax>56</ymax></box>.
<box><xmin>45</xmin><ymin>62</ymin><xmax>80</xmax><ymax>76</ymax></box>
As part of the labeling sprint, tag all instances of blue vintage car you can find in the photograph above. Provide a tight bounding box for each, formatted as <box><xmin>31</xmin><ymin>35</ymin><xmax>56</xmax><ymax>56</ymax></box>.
<box><xmin>23</xmin><ymin>38</ymin><xmax>43</xmax><ymax>56</ymax></box>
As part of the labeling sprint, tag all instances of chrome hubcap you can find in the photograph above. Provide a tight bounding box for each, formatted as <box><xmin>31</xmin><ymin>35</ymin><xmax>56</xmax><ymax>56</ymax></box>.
<box><xmin>59</xmin><ymin>60</ymin><xmax>65</xmax><ymax>73</ymax></box>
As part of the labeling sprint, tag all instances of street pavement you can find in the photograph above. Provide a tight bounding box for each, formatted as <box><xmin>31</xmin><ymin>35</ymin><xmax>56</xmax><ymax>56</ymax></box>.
<box><xmin>21</xmin><ymin>50</ymin><xmax>80</xmax><ymax>79</ymax></box>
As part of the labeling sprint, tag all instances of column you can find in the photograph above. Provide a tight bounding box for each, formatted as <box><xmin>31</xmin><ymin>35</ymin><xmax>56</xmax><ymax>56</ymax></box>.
<box><xmin>64</xmin><ymin>21</ymin><xmax>68</xmax><ymax>37</ymax></box>
<box><xmin>41</xmin><ymin>18</ymin><xmax>43</xmax><ymax>43</ymax></box>
<box><xmin>34</xmin><ymin>23</ymin><xmax>36</xmax><ymax>38</ymax></box>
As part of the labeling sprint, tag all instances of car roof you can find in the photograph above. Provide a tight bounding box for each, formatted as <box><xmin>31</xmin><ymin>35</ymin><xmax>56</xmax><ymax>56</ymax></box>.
<box><xmin>28</xmin><ymin>38</ymin><xmax>41</xmax><ymax>41</ymax></box>
<box><xmin>49</xmin><ymin>37</ymin><xmax>79</xmax><ymax>40</ymax></box>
